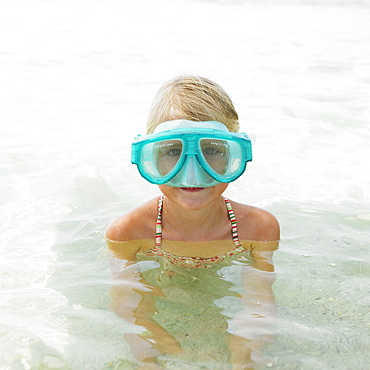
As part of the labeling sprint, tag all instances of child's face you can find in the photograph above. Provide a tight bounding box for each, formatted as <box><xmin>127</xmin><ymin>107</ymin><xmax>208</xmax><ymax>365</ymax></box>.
<box><xmin>157</xmin><ymin>183</ymin><xmax>229</xmax><ymax>211</ymax></box>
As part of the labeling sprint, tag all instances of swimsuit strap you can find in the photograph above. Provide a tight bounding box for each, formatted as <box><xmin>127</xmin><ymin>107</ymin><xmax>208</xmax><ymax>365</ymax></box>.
<box><xmin>155</xmin><ymin>195</ymin><xmax>241</xmax><ymax>247</ymax></box>
<box><xmin>156</xmin><ymin>195</ymin><xmax>164</xmax><ymax>247</ymax></box>
<box><xmin>225</xmin><ymin>198</ymin><xmax>242</xmax><ymax>247</ymax></box>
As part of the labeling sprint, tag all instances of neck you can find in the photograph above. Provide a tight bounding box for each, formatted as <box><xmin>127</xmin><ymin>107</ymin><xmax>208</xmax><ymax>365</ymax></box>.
<box><xmin>160</xmin><ymin>195</ymin><xmax>229</xmax><ymax>242</ymax></box>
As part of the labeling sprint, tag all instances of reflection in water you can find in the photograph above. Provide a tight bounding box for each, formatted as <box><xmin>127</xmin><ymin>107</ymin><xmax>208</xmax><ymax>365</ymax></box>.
<box><xmin>107</xmin><ymin>240</ymin><xmax>278</xmax><ymax>369</ymax></box>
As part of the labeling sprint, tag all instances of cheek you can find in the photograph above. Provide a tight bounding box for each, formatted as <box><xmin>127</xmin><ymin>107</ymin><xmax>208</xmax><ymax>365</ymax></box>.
<box><xmin>158</xmin><ymin>156</ymin><xmax>179</xmax><ymax>175</ymax></box>
<box><xmin>157</xmin><ymin>184</ymin><xmax>174</xmax><ymax>194</ymax></box>
<box><xmin>215</xmin><ymin>183</ymin><xmax>229</xmax><ymax>193</ymax></box>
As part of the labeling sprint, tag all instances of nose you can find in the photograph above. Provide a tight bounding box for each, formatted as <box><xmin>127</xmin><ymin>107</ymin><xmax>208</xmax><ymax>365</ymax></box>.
<box><xmin>166</xmin><ymin>154</ymin><xmax>219</xmax><ymax>187</ymax></box>
<box><xmin>181</xmin><ymin>156</ymin><xmax>206</xmax><ymax>185</ymax></box>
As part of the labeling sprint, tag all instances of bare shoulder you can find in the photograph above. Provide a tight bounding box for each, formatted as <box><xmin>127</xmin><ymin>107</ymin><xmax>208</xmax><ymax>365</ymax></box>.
<box><xmin>105</xmin><ymin>197</ymin><xmax>159</xmax><ymax>242</ymax></box>
<box><xmin>228</xmin><ymin>199</ymin><xmax>280</xmax><ymax>242</ymax></box>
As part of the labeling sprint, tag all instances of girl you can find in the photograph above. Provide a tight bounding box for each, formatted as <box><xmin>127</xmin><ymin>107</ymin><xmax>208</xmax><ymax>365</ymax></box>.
<box><xmin>106</xmin><ymin>75</ymin><xmax>280</xmax><ymax>369</ymax></box>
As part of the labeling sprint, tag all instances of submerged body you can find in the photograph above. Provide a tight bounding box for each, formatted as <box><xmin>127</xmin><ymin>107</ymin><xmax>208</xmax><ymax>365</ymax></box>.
<box><xmin>106</xmin><ymin>192</ymin><xmax>279</xmax><ymax>368</ymax></box>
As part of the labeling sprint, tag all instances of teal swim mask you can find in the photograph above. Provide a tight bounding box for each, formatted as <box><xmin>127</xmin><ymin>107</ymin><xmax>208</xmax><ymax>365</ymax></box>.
<box><xmin>131</xmin><ymin>120</ymin><xmax>253</xmax><ymax>188</ymax></box>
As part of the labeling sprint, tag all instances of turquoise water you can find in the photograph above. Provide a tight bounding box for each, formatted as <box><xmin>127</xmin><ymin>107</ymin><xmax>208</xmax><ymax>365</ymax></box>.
<box><xmin>1</xmin><ymin>0</ymin><xmax>369</xmax><ymax>368</ymax></box>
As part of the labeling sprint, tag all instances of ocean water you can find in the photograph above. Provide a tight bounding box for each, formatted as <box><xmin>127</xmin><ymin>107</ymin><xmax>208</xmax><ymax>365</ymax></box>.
<box><xmin>1</xmin><ymin>0</ymin><xmax>369</xmax><ymax>369</ymax></box>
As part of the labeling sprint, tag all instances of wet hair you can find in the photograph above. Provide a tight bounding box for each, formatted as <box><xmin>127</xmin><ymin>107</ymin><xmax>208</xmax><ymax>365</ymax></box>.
<box><xmin>146</xmin><ymin>75</ymin><xmax>240</xmax><ymax>134</ymax></box>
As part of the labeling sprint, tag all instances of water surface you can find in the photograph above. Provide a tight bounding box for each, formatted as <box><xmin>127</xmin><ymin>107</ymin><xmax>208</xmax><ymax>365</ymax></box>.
<box><xmin>0</xmin><ymin>0</ymin><xmax>369</xmax><ymax>368</ymax></box>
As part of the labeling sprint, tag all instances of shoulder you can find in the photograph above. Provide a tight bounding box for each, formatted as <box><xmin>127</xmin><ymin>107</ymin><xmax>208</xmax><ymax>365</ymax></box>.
<box><xmin>105</xmin><ymin>197</ymin><xmax>159</xmax><ymax>242</ymax></box>
<box><xmin>228</xmin><ymin>199</ymin><xmax>280</xmax><ymax>242</ymax></box>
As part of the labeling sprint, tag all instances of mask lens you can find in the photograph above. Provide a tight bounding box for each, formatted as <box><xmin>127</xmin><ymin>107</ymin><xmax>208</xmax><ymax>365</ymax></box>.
<box><xmin>200</xmin><ymin>138</ymin><xmax>242</xmax><ymax>177</ymax></box>
<box><xmin>141</xmin><ymin>139</ymin><xmax>183</xmax><ymax>180</ymax></box>
<box><xmin>156</xmin><ymin>140</ymin><xmax>183</xmax><ymax>175</ymax></box>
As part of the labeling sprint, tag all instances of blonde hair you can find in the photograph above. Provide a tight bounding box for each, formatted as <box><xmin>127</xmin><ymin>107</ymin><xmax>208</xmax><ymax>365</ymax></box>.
<box><xmin>146</xmin><ymin>75</ymin><xmax>240</xmax><ymax>134</ymax></box>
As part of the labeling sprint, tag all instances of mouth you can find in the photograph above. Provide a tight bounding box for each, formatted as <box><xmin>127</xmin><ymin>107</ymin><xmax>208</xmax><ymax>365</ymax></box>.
<box><xmin>180</xmin><ymin>187</ymin><xmax>205</xmax><ymax>192</ymax></box>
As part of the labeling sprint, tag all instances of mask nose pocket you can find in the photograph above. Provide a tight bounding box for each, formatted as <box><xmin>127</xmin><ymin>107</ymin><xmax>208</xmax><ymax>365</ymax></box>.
<box><xmin>167</xmin><ymin>155</ymin><xmax>219</xmax><ymax>187</ymax></box>
<box><xmin>182</xmin><ymin>156</ymin><xmax>207</xmax><ymax>185</ymax></box>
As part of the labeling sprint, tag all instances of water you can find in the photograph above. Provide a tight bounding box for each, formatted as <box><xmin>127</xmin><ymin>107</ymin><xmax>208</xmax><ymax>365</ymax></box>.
<box><xmin>1</xmin><ymin>0</ymin><xmax>369</xmax><ymax>368</ymax></box>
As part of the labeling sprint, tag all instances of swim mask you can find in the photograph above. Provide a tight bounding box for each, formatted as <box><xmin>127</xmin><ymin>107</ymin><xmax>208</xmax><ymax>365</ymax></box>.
<box><xmin>131</xmin><ymin>120</ymin><xmax>253</xmax><ymax>188</ymax></box>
